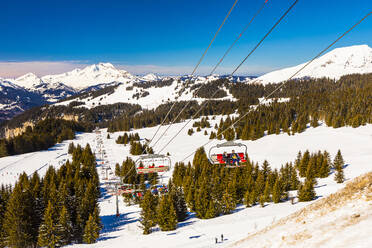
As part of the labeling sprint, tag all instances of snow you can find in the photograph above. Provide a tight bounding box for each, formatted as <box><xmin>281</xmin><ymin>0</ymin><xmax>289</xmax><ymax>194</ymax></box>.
<box><xmin>141</xmin><ymin>73</ymin><xmax>160</xmax><ymax>81</ymax></box>
<box><xmin>0</xmin><ymin>117</ymin><xmax>371</xmax><ymax>248</ymax></box>
<box><xmin>257</xmin><ymin>45</ymin><xmax>372</xmax><ymax>84</ymax></box>
<box><xmin>13</xmin><ymin>73</ymin><xmax>43</xmax><ymax>89</ymax></box>
<box><xmin>42</xmin><ymin>63</ymin><xmax>135</xmax><ymax>90</ymax></box>
<box><xmin>230</xmin><ymin>187</ymin><xmax>372</xmax><ymax>248</ymax></box>
<box><xmin>55</xmin><ymin>77</ymin><xmax>235</xmax><ymax>110</ymax></box>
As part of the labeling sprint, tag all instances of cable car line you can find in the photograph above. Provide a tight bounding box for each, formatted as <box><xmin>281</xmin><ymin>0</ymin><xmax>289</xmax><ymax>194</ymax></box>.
<box><xmin>116</xmin><ymin>0</ymin><xmax>240</xmax><ymax>181</ymax></box>
<box><xmin>180</xmin><ymin>11</ymin><xmax>371</xmax><ymax>163</ymax></box>
<box><xmin>156</xmin><ymin>0</ymin><xmax>298</xmax><ymax>154</ymax></box>
<box><xmin>145</xmin><ymin>0</ymin><xmax>239</xmax><ymax>150</ymax></box>
<box><xmin>151</xmin><ymin>0</ymin><xmax>272</xmax><ymax>152</ymax></box>
<box><xmin>210</xmin><ymin>0</ymin><xmax>269</xmax><ymax>75</ymax></box>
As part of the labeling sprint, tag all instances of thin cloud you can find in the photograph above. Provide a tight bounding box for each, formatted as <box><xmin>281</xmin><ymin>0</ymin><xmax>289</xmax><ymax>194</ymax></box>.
<box><xmin>0</xmin><ymin>61</ymin><xmax>276</xmax><ymax>78</ymax></box>
<box><xmin>117</xmin><ymin>64</ymin><xmax>276</xmax><ymax>76</ymax></box>
<box><xmin>0</xmin><ymin>61</ymin><xmax>89</xmax><ymax>78</ymax></box>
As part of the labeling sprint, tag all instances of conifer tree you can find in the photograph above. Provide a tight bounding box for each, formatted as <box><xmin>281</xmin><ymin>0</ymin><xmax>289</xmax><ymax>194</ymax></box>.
<box><xmin>298</xmin><ymin>178</ymin><xmax>316</xmax><ymax>202</ymax></box>
<box><xmin>299</xmin><ymin>150</ymin><xmax>310</xmax><ymax>177</ymax></box>
<box><xmin>263</xmin><ymin>181</ymin><xmax>270</xmax><ymax>202</ymax></box>
<box><xmin>259</xmin><ymin>194</ymin><xmax>265</xmax><ymax>207</ymax></box>
<box><xmin>157</xmin><ymin>195</ymin><xmax>178</xmax><ymax>231</ymax></box>
<box><xmin>290</xmin><ymin>168</ymin><xmax>300</xmax><ymax>190</ymax></box>
<box><xmin>57</xmin><ymin>205</ymin><xmax>73</xmax><ymax>246</ymax></box>
<box><xmin>3</xmin><ymin>174</ymin><xmax>36</xmax><ymax>248</ymax></box>
<box><xmin>205</xmin><ymin>200</ymin><xmax>217</xmax><ymax>219</ymax></box>
<box><xmin>170</xmin><ymin>187</ymin><xmax>188</xmax><ymax>222</ymax></box>
<box><xmin>272</xmin><ymin>179</ymin><xmax>281</xmax><ymax>203</ymax></box>
<box><xmin>221</xmin><ymin>189</ymin><xmax>236</xmax><ymax>215</ymax></box>
<box><xmin>140</xmin><ymin>191</ymin><xmax>158</xmax><ymax>234</ymax></box>
<box><xmin>333</xmin><ymin>150</ymin><xmax>345</xmax><ymax>183</ymax></box>
<box><xmin>37</xmin><ymin>201</ymin><xmax>62</xmax><ymax>248</ymax></box>
<box><xmin>82</xmin><ymin>214</ymin><xmax>100</xmax><ymax>244</ymax></box>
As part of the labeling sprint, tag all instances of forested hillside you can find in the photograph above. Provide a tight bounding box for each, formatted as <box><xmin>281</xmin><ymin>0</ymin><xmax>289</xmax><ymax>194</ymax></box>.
<box><xmin>0</xmin><ymin>144</ymin><xmax>101</xmax><ymax>247</ymax></box>
<box><xmin>0</xmin><ymin>119</ymin><xmax>92</xmax><ymax>157</ymax></box>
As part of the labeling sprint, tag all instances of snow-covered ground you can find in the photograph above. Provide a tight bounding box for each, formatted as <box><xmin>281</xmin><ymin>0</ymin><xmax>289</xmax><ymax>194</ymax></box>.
<box><xmin>0</xmin><ymin>119</ymin><xmax>371</xmax><ymax>248</ymax></box>
<box><xmin>230</xmin><ymin>173</ymin><xmax>372</xmax><ymax>248</ymax></box>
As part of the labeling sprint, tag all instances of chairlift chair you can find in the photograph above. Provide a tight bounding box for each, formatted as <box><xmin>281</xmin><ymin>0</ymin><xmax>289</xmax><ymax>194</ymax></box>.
<box><xmin>135</xmin><ymin>154</ymin><xmax>171</xmax><ymax>174</ymax></box>
<box><xmin>208</xmin><ymin>141</ymin><xmax>247</xmax><ymax>167</ymax></box>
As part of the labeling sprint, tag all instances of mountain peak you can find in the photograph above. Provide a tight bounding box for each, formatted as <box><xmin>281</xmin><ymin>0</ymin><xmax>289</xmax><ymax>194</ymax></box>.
<box><xmin>14</xmin><ymin>72</ymin><xmax>42</xmax><ymax>89</ymax></box>
<box><xmin>257</xmin><ymin>44</ymin><xmax>372</xmax><ymax>84</ymax></box>
<box><xmin>41</xmin><ymin>63</ymin><xmax>134</xmax><ymax>90</ymax></box>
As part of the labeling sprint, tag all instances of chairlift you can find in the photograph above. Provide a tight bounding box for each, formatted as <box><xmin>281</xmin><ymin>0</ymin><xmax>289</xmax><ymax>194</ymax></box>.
<box><xmin>135</xmin><ymin>154</ymin><xmax>171</xmax><ymax>174</ymax></box>
<box><xmin>208</xmin><ymin>141</ymin><xmax>247</xmax><ymax>167</ymax></box>
<box><xmin>118</xmin><ymin>184</ymin><xmax>142</xmax><ymax>194</ymax></box>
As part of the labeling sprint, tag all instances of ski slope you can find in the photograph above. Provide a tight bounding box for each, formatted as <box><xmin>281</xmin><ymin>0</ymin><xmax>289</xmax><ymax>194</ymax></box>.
<box><xmin>0</xmin><ymin>119</ymin><xmax>371</xmax><ymax>248</ymax></box>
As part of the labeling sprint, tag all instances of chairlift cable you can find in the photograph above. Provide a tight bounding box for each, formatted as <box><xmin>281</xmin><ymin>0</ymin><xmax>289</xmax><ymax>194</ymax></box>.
<box><xmin>157</xmin><ymin>0</ymin><xmax>298</xmax><ymax>154</ymax></box>
<box><xmin>145</xmin><ymin>0</ymin><xmax>239</xmax><ymax>149</ymax></box>
<box><xmin>181</xmin><ymin>11</ymin><xmax>371</xmax><ymax>162</ymax></box>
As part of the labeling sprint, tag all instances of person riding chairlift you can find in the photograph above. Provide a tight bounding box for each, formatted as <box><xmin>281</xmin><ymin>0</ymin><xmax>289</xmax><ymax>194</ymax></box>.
<box><xmin>222</xmin><ymin>152</ymin><xmax>231</xmax><ymax>165</ymax></box>
<box><xmin>230</xmin><ymin>150</ymin><xmax>240</xmax><ymax>166</ymax></box>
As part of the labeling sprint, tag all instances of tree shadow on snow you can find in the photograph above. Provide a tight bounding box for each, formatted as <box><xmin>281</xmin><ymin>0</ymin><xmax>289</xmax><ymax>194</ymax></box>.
<box><xmin>97</xmin><ymin>235</ymin><xmax>119</xmax><ymax>241</ymax></box>
<box><xmin>100</xmin><ymin>212</ymin><xmax>138</xmax><ymax>235</ymax></box>
<box><xmin>189</xmin><ymin>235</ymin><xmax>203</xmax><ymax>239</ymax></box>
<box><xmin>177</xmin><ymin>220</ymin><xmax>196</xmax><ymax>228</ymax></box>
<box><xmin>99</xmin><ymin>186</ymin><xmax>112</xmax><ymax>201</ymax></box>
<box><xmin>314</xmin><ymin>184</ymin><xmax>327</xmax><ymax>189</ymax></box>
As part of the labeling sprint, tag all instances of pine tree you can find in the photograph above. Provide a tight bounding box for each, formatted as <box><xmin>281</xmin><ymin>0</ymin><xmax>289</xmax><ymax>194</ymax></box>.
<box><xmin>37</xmin><ymin>201</ymin><xmax>62</xmax><ymax>248</ymax></box>
<box><xmin>272</xmin><ymin>179</ymin><xmax>281</xmax><ymax>203</ymax></box>
<box><xmin>299</xmin><ymin>150</ymin><xmax>310</xmax><ymax>177</ymax></box>
<box><xmin>205</xmin><ymin>200</ymin><xmax>217</xmax><ymax>219</ymax></box>
<box><xmin>157</xmin><ymin>195</ymin><xmax>178</xmax><ymax>231</ymax></box>
<box><xmin>259</xmin><ymin>194</ymin><xmax>265</xmax><ymax>207</ymax></box>
<box><xmin>319</xmin><ymin>151</ymin><xmax>331</xmax><ymax>178</ymax></box>
<box><xmin>221</xmin><ymin>189</ymin><xmax>236</xmax><ymax>215</ymax></box>
<box><xmin>3</xmin><ymin>174</ymin><xmax>36</xmax><ymax>248</ymax></box>
<box><xmin>263</xmin><ymin>181</ymin><xmax>270</xmax><ymax>202</ymax></box>
<box><xmin>82</xmin><ymin>214</ymin><xmax>99</xmax><ymax>244</ymax></box>
<box><xmin>333</xmin><ymin>150</ymin><xmax>345</xmax><ymax>183</ymax></box>
<box><xmin>290</xmin><ymin>168</ymin><xmax>300</xmax><ymax>190</ymax></box>
<box><xmin>140</xmin><ymin>191</ymin><xmax>157</xmax><ymax>234</ymax></box>
<box><xmin>170</xmin><ymin>187</ymin><xmax>188</xmax><ymax>222</ymax></box>
<box><xmin>298</xmin><ymin>178</ymin><xmax>316</xmax><ymax>202</ymax></box>
<box><xmin>57</xmin><ymin>205</ymin><xmax>73</xmax><ymax>246</ymax></box>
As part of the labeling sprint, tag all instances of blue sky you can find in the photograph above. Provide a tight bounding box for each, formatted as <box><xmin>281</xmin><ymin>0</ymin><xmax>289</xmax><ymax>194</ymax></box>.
<box><xmin>0</xmin><ymin>0</ymin><xmax>371</xmax><ymax>77</ymax></box>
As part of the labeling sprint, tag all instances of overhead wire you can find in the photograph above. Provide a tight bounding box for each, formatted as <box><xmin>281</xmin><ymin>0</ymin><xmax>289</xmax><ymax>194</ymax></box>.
<box><xmin>157</xmin><ymin>0</ymin><xmax>298</xmax><ymax>154</ymax></box>
<box><xmin>180</xmin><ymin>11</ymin><xmax>372</xmax><ymax>162</ymax></box>
<box><xmin>145</xmin><ymin>0</ymin><xmax>239</xmax><ymax>150</ymax></box>
<box><xmin>119</xmin><ymin>0</ymin><xmax>240</xmax><ymax>182</ymax></box>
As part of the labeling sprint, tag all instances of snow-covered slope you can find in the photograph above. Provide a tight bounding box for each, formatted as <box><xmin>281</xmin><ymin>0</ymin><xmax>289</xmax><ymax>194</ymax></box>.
<box><xmin>42</xmin><ymin>63</ymin><xmax>135</xmax><ymax>90</ymax></box>
<box><xmin>231</xmin><ymin>172</ymin><xmax>372</xmax><ymax>248</ymax></box>
<box><xmin>258</xmin><ymin>45</ymin><xmax>372</xmax><ymax>84</ymax></box>
<box><xmin>13</xmin><ymin>73</ymin><xmax>43</xmax><ymax>89</ymax></box>
<box><xmin>55</xmin><ymin>74</ymin><xmax>237</xmax><ymax>110</ymax></box>
<box><xmin>1</xmin><ymin>116</ymin><xmax>371</xmax><ymax>248</ymax></box>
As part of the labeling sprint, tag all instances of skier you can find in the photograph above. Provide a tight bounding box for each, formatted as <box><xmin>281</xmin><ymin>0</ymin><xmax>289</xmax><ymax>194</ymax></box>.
<box><xmin>221</xmin><ymin>234</ymin><xmax>224</xmax><ymax>242</ymax></box>
<box><xmin>215</xmin><ymin>237</ymin><xmax>218</xmax><ymax>244</ymax></box>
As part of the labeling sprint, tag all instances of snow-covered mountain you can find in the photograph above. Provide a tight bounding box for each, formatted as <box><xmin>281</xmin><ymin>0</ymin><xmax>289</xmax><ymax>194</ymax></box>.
<box><xmin>41</xmin><ymin>63</ymin><xmax>135</xmax><ymax>90</ymax></box>
<box><xmin>257</xmin><ymin>44</ymin><xmax>372</xmax><ymax>84</ymax></box>
<box><xmin>1</xmin><ymin>44</ymin><xmax>371</xmax><ymax>121</ymax></box>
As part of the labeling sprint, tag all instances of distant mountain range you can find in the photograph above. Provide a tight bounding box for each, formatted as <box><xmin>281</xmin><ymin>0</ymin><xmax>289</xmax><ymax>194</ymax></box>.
<box><xmin>0</xmin><ymin>44</ymin><xmax>371</xmax><ymax>121</ymax></box>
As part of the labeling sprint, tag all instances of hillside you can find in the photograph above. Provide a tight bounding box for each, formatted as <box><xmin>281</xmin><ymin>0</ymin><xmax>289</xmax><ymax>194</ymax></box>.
<box><xmin>1</xmin><ymin>117</ymin><xmax>371</xmax><ymax>247</ymax></box>
<box><xmin>1</xmin><ymin>45</ymin><xmax>370</xmax><ymax>121</ymax></box>
<box><xmin>257</xmin><ymin>45</ymin><xmax>372</xmax><ymax>84</ymax></box>
<box><xmin>231</xmin><ymin>172</ymin><xmax>372</xmax><ymax>248</ymax></box>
